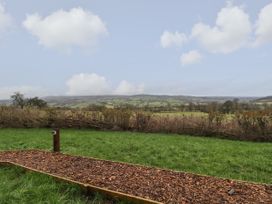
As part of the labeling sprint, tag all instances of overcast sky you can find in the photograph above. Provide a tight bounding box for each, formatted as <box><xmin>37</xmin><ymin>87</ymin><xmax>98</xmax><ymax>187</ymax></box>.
<box><xmin>0</xmin><ymin>0</ymin><xmax>271</xmax><ymax>99</ymax></box>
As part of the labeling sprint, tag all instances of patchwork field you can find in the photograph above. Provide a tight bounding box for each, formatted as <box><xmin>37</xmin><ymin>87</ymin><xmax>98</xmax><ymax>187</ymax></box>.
<box><xmin>0</xmin><ymin>129</ymin><xmax>271</xmax><ymax>203</ymax></box>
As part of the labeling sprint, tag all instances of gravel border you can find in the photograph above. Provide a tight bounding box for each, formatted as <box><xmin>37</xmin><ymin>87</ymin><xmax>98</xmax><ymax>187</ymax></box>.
<box><xmin>0</xmin><ymin>150</ymin><xmax>271</xmax><ymax>204</ymax></box>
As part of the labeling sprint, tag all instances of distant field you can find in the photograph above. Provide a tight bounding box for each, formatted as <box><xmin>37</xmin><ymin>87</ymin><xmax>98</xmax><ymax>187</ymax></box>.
<box><xmin>154</xmin><ymin>111</ymin><xmax>208</xmax><ymax>117</ymax></box>
<box><xmin>0</xmin><ymin>129</ymin><xmax>271</xmax><ymax>203</ymax></box>
<box><xmin>41</xmin><ymin>95</ymin><xmax>258</xmax><ymax>108</ymax></box>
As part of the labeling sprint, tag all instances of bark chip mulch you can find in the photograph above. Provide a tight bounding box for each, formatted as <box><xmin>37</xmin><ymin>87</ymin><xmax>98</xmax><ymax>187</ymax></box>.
<box><xmin>0</xmin><ymin>150</ymin><xmax>271</xmax><ymax>204</ymax></box>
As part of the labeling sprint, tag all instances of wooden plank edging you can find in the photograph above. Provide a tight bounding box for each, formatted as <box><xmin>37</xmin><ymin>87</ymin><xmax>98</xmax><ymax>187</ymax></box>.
<box><xmin>0</xmin><ymin>161</ymin><xmax>162</xmax><ymax>204</ymax></box>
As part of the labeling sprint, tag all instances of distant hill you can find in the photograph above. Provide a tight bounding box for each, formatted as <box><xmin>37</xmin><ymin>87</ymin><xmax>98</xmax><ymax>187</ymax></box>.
<box><xmin>255</xmin><ymin>96</ymin><xmax>272</xmax><ymax>103</ymax></box>
<box><xmin>42</xmin><ymin>95</ymin><xmax>258</xmax><ymax>108</ymax></box>
<box><xmin>0</xmin><ymin>99</ymin><xmax>10</xmax><ymax>105</ymax></box>
<box><xmin>0</xmin><ymin>95</ymin><xmax>260</xmax><ymax>108</ymax></box>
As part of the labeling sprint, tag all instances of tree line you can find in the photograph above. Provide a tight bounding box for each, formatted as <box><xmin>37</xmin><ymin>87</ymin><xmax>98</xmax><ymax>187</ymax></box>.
<box><xmin>11</xmin><ymin>92</ymin><xmax>47</xmax><ymax>109</ymax></box>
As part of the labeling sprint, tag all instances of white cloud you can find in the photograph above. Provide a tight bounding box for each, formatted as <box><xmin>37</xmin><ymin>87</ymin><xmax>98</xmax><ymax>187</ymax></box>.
<box><xmin>0</xmin><ymin>86</ymin><xmax>46</xmax><ymax>100</ymax></box>
<box><xmin>160</xmin><ymin>31</ymin><xmax>188</xmax><ymax>48</ymax></box>
<box><xmin>254</xmin><ymin>3</ymin><xmax>272</xmax><ymax>46</ymax></box>
<box><xmin>191</xmin><ymin>3</ymin><xmax>251</xmax><ymax>53</ymax></box>
<box><xmin>66</xmin><ymin>73</ymin><xmax>145</xmax><ymax>96</ymax></box>
<box><xmin>66</xmin><ymin>73</ymin><xmax>110</xmax><ymax>96</ymax></box>
<box><xmin>180</xmin><ymin>50</ymin><xmax>202</xmax><ymax>66</ymax></box>
<box><xmin>0</xmin><ymin>3</ymin><xmax>12</xmax><ymax>33</ymax></box>
<box><xmin>114</xmin><ymin>80</ymin><xmax>145</xmax><ymax>95</ymax></box>
<box><xmin>23</xmin><ymin>7</ymin><xmax>108</xmax><ymax>51</ymax></box>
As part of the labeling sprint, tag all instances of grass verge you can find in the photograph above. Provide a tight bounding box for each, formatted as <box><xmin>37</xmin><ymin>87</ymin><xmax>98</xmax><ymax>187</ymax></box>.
<box><xmin>0</xmin><ymin>166</ymin><xmax>113</xmax><ymax>204</ymax></box>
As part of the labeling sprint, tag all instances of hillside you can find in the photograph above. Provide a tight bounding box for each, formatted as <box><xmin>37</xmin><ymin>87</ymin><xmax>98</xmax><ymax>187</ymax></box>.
<box><xmin>0</xmin><ymin>95</ymin><xmax>260</xmax><ymax>108</ymax></box>
<box><xmin>43</xmin><ymin>95</ymin><xmax>257</xmax><ymax>108</ymax></box>
<box><xmin>255</xmin><ymin>96</ymin><xmax>272</xmax><ymax>103</ymax></box>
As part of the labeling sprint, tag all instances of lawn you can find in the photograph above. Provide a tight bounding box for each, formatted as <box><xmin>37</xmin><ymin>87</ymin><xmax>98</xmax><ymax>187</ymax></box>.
<box><xmin>0</xmin><ymin>166</ymin><xmax>107</xmax><ymax>204</ymax></box>
<box><xmin>0</xmin><ymin>128</ymin><xmax>271</xmax><ymax>203</ymax></box>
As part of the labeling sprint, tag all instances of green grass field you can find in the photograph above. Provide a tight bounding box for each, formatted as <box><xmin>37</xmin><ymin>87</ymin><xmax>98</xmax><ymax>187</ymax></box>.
<box><xmin>0</xmin><ymin>166</ymin><xmax>103</xmax><ymax>204</ymax></box>
<box><xmin>0</xmin><ymin>128</ymin><xmax>271</xmax><ymax>203</ymax></box>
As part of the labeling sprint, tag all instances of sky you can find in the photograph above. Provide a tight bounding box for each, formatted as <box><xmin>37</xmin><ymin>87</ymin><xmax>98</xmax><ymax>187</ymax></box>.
<box><xmin>0</xmin><ymin>0</ymin><xmax>271</xmax><ymax>99</ymax></box>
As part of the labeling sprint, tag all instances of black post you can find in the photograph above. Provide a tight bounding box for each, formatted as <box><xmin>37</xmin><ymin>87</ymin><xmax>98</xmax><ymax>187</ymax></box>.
<box><xmin>52</xmin><ymin>128</ymin><xmax>60</xmax><ymax>152</ymax></box>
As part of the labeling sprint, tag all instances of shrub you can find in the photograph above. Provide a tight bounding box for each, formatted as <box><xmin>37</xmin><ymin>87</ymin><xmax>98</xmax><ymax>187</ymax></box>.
<box><xmin>0</xmin><ymin>106</ymin><xmax>271</xmax><ymax>142</ymax></box>
<box><xmin>235</xmin><ymin>111</ymin><xmax>272</xmax><ymax>141</ymax></box>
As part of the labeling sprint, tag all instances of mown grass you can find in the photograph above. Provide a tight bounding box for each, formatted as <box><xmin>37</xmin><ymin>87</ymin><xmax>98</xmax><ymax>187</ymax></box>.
<box><xmin>0</xmin><ymin>166</ymin><xmax>111</xmax><ymax>204</ymax></box>
<box><xmin>0</xmin><ymin>129</ymin><xmax>271</xmax><ymax>203</ymax></box>
<box><xmin>0</xmin><ymin>165</ymin><xmax>130</xmax><ymax>204</ymax></box>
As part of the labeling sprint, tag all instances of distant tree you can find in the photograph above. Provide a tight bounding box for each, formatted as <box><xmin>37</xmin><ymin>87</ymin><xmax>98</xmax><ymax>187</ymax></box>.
<box><xmin>188</xmin><ymin>102</ymin><xmax>195</xmax><ymax>111</ymax></box>
<box><xmin>26</xmin><ymin>97</ymin><xmax>47</xmax><ymax>108</ymax></box>
<box><xmin>10</xmin><ymin>93</ymin><xmax>47</xmax><ymax>109</ymax></box>
<box><xmin>87</xmin><ymin>104</ymin><xmax>104</xmax><ymax>111</ymax></box>
<box><xmin>11</xmin><ymin>92</ymin><xmax>25</xmax><ymax>108</ymax></box>
<box><xmin>233</xmin><ymin>98</ymin><xmax>240</xmax><ymax>111</ymax></box>
<box><xmin>220</xmin><ymin>100</ymin><xmax>234</xmax><ymax>114</ymax></box>
<box><xmin>207</xmin><ymin>102</ymin><xmax>219</xmax><ymax>113</ymax></box>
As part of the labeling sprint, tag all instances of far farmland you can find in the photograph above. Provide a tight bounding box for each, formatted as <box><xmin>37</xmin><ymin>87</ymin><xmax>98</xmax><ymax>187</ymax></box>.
<box><xmin>0</xmin><ymin>94</ymin><xmax>260</xmax><ymax>108</ymax></box>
